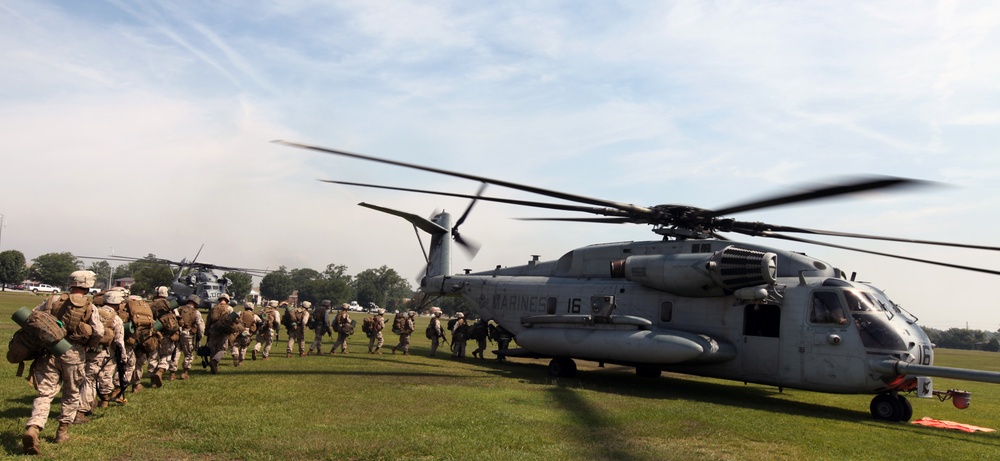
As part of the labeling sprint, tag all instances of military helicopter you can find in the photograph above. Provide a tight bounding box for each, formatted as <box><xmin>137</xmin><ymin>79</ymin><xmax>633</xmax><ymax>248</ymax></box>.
<box><xmin>278</xmin><ymin>140</ymin><xmax>1000</xmax><ymax>422</ymax></box>
<box><xmin>82</xmin><ymin>249</ymin><xmax>268</xmax><ymax>308</ymax></box>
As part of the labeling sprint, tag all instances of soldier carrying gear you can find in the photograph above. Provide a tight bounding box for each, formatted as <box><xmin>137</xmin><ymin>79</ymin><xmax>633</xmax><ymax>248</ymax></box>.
<box><xmin>329</xmin><ymin>304</ymin><xmax>352</xmax><ymax>354</ymax></box>
<box><xmin>367</xmin><ymin>309</ymin><xmax>386</xmax><ymax>354</ymax></box>
<box><xmin>285</xmin><ymin>302</ymin><xmax>310</xmax><ymax>358</ymax></box>
<box><xmin>205</xmin><ymin>293</ymin><xmax>235</xmax><ymax>374</ymax></box>
<box><xmin>253</xmin><ymin>300</ymin><xmax>281</xmax><ymax>360</ymax></box>
<box><xmin>173</xmin><ymin>294</ymin><xmax>204</xmax><ymax>380</ymax></box>
<box><xmin>148</xmin><ymin>286</ymin><xmax>178</xmax><ymax>388</ymax></box>
<box><xmin>391</xmin><ymin>310</ymin><xmax>416</xmax><ymax>355</ymax></box>
<box><xmin>427</xmin><ymin>309</ymin><xmax>445</xmax><ymax>357</ymax></box>
<box><xmin>308</xmin><ymin>300</ymin><xmax>333</xmax><ymax>355</ymax></box>
<box><xmin>23</xmin><ymin>270</ymin><xmax>104</xmax><ymax>455</ymax></box>
<box><xmin>231</xmin><ymin>303</ymin><xmax>258</xmax><ymax>367</ymax></box>
<box><xmin>451</xmin><ymin>312</ymin><xmax>469</xmax><ymax>359</ymax></box>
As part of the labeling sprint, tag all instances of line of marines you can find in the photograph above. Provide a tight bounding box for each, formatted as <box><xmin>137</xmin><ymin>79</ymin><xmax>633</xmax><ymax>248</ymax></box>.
<box><xmin>14</xmin><ymin>270</ymin><xmax>512</xmax><ymax>456</ymax></box>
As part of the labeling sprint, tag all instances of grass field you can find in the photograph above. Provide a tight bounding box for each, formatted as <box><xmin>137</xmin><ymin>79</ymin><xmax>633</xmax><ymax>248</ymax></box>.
<box><xmin>1</xmin><ymin>291</ymin><xmax>999</xmax><ymax>460</ymax></box>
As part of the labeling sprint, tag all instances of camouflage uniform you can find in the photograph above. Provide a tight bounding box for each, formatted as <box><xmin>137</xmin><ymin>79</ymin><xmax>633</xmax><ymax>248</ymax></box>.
<box><xmin>451</xmin><ymin>314</ymin><xmax>468</xmax><ymax>358</ymax></box>
<box><xmin>368</xmin><ymin>311</ymin><xmax>386</xmax><ymax>354</ymax></box>
<box><xmin>471</xmin><ymin>319</ymin><xmax>489</xmax><ymax>360</ymax></box>
<box><xmin>308</xmin><ymin>301</ymin><xmax>331</xmax><ymax>354</ymax></box>
<box><xmin>391</xmin><ymin>311</ymin><xmax>416</xmax><ymax>355</ymax></box>
<box><xmin>81</xmin><ymin>301</ymin><xmax>124</xmax><ymax>414</ymax></box>
<box><xmin>23</xmin><ymin>272</ymin><xmax>105</xmax><ymax>454</ymax></box>
<box><xmin>253</xmin><ymin>301</ymin><xmax>280</xmax><ymax>360</ymax></box>
<box><xmin>428</xmin><ymin>313</ymin><xmax>444</xmax><ymax>357</ymax></box>
<box><xmin>172</xmin><ymin>296</ymin><xmax>205</xmax><ymax>379</ymax></box>
<box><xmin>330</xmin><ymin>305</ymin><xmax>352</xmax><ymax>354</ymax></box>
<box><xmin>231</xmin><ymin>304</ymin><xmax>259</xmax><ymax>366</ymax></box>
<box><xmin>285</xmin><ymin>305</ymin><xmax>310</xmax><ymax>357</ymax></box>
<box><xmin>148</xmin><ymin>292</ymin><xmax>176</xmax><ymax>387</ymax></box>
<box><xmin>206</xmin><ymin>296</ymin><xmax>235</xmax><ymax>374</ymax></box>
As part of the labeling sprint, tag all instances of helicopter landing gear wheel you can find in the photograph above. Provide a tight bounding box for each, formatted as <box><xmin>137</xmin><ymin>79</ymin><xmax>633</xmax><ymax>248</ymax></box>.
<box><xmin>870</xmin><ymin>393</ymin><xmax>906</xmax><ymax>422</ymax></box>
<box><xmin>635</xmin><ymin>366</ymin><xmax>662</xmax><ymax>378</ymax></box>
<box><xmin>549</xmin><ymin>358</ymin><xmax>577</xmax><ymax>378</ymax></box>
<box><xmin>896</xmin><ymin>395</ymin><xmax>913</xmax><ymax>422</ymax></box>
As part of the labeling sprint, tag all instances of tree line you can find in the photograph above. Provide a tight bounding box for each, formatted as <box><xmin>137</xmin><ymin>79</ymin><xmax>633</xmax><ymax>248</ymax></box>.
<box><xmin>0</xmin><ymin>250</ymin><xmax>415</xmax><ymax>310</ymax></box>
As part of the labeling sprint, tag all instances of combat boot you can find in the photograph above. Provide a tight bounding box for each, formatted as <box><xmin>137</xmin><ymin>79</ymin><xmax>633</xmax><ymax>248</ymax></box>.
<box><xmin>150</xmin><ymin>369</ymin><xmax>163</xmax><ymax>388</ymax></box>
<box><xmin>299</xmin><ymin>351</ymin><xmax>305</xmax><ymax>357</ymax></box>
<box><xmin>181</xmin><ymin>369</ymin><xmax>190</xmax><ymax>380</ymax></box>
<box><xmin>54</xmin><ymin>422</ymin><xmax>70</xmax><ymax>444</ymax></box>
<box><xmin>233</xmin><ymin>358</ymin><xmax>239</xmax><ymax>367</ymax></box>
<box><xmin>251</xmin><ymin>350</ymin><xmax>257</xmax><ymax>360</ymax></box>
<box><xmin>169</xmin><ymin>372</ymin><xmax>175</xmax><ymax>381</ymax></box>
<box><xmin>133</xmin><ymin>383</ymin><xmax>143</xmax><ymax>393</ymax></box>
<box><xmin>391</xmin><ymin>346</ymin><xmax>396</xmax><ymax>354</ymax></box>
<box><xmin>22</xmin><ymin>425</ymin><xmax>40</xmax><ymax>455</ymax></box>
<box><xmin>210</xmin><ymin>359</ymin><xmax>219</xmax><ymax>375</ymax></box>
<box><xmin>286</xmin><ymin>352</ymin><xmax>292</xmax><ymax>358</ymax></box>
<box><xmin>73</xmin><ymin>412</ymin><xmax>90</xmax><ymax>424</ymax></box>
<box><xmin>98</xmin><ymin>395</ymin><xmax>110</xmax><ymax>408</ymax></box>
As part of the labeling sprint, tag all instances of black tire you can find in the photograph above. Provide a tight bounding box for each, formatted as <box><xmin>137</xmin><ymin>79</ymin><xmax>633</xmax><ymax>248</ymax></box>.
<box><xmin>896</xmin><ymin>395</ymin><xmax>913</xmax><ymax>422</ymax></box>
<box><xmin>31</xmin><ymin>288</ymin><xmax>38</xmax><ymax>293</ymax></box>
<box><xmin>870</xmin><ymin>393</ymin><xmax>903</xmax><ymax>421</ymax></box>
<box><xmin>635</xmin><ymin>366</ymin><xmax>662</xmax><ymax>378</ymax></box>
<box><xmin>549</xmin><ymin>357</ymin><xmax>577</xmax><ymax>378</ymax></box>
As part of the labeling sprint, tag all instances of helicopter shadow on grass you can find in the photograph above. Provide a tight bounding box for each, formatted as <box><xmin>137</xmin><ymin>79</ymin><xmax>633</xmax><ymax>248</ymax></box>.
<box><xmin>474</xmin><ymin>358</ymin><xmax>869</xmax><ymax>423</ymax></box>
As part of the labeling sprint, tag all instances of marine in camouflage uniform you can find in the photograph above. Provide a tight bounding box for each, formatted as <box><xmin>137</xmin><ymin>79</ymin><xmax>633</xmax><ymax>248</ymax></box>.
<box><xmin>470</xmin><ymin>318</ymin><xmax>489</xmax><ymax>360</ymax></box>
<box><xmin>23</xmin><ymin>271</ymin><xmax>105</xmax><ymax>455</ymax></box>
<box><xmin>367</xmin><ymin>309</ymin><xmax>386</xmax><ymax>354</ymax></box>
<box><xmin>80</xmin><ymin>290</ymin><xmax>125</xmax><ymax>416</ymax></box>
<box><xmin>253</xmin><ymin>300</ymin><xmax>280</xmax><ymax>360</ymax></box>
<box><xmin>172</xmin><ymin>295</ymin><xmax>205</xmax><ymax>379</ymax></box>
<box><xmin>391</xmin><ymin>311</ymin><xmax>416</xmax><ymax>355</ymax></box>
<box><xmin>148</xmin><ymin>286</ymin><xmax>177</xmax><ymax>388</ymax></box>
<box><xmin>231</xmin><ymin>303</ymin><xmax>259</xmax><ymax>366</ymax></box>
<box><xmin>308</xmin><ymin>300</ymin><xmax>332</xmax><ymax>355</ymax></box>
<box><xmin>330</xmin><ymin>304</ymin><xmax>352</xmax><ymax>354</ymax></box>
<box><xmin>428</xmin><ymin>311</ymin><xmax>444</xmax><ymax>357</ymax></box>
<box><xmin>285</xmin><ymin>302</ymin><xmax>311</xmax><ymax>357</ymax></box>
<box><xmin>206</xmin><ymin>294</ymin><xmax>235</xmax><ymax>374</ymax></box>
<box><xmin>451</xmin><ymin>312</ymin><xmax>468</xmax><ymax>359</ymax></box>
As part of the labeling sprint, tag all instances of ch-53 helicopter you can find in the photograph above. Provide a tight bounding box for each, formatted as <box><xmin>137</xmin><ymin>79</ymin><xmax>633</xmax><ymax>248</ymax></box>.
<box><xmin>278</xmin><ymin>140</ymin><xmax>1000</xmax><ymax>423</ymax></box>
<box><xmin>82</xmin><ymin>249</ymin><xmax>268</xmax><ymax>308</ymax></box>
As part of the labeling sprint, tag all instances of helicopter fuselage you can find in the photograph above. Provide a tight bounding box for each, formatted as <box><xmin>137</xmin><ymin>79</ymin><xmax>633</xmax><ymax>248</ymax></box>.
<box><xmin>424</xmin><ymin>238</ymin><xmax>933</xmax><ymax>396</ymax></box>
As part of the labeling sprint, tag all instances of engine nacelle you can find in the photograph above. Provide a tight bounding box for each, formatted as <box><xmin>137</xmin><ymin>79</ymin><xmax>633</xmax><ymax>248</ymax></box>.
<box><xmin>620</xmin><ymin>246</ymin><xmax>777</xmax><ymax>297</ymax></box>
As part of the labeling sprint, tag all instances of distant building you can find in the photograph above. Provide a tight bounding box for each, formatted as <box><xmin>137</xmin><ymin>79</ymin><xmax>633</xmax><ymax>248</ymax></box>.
<box><xmin>114</xmin><ymin>277</ymin><xmax>135</xmax><ymax>289</ymax></box>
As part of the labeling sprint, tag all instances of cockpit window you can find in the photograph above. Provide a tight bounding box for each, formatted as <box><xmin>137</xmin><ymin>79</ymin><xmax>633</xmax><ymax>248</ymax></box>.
<box><xmin>844</xmin><ymin>290</ymin><xmax>877</xmax><ymax>312</ymax></box>
<box><xmin>810</xmin><ymin>291</ymin><xmax>848</xmax><ymax>325</ymax></box>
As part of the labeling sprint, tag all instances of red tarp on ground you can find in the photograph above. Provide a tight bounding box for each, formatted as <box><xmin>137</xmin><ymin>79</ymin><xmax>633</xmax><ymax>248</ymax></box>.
<box><xmin>911</xmin><ymin>417</ymin><xmax>995</xmax><ymax>433</ymax></box>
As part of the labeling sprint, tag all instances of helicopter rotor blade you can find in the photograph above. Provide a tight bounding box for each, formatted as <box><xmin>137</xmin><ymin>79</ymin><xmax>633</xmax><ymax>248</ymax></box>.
<box><xmin>750</xmin><ymin>231</ymin><xmax>1000</xmax><ymax>276</ymax></box>
<box><xmin>729</xmin><ymin>222</ymin><xmax>1000</xmax><ymax>252</ymax></box>
<box><xmin>702</xmin><ymin>176</ymin><xmax>928</xmax><ymax>219</ymax></box>
<box><xmin>279</xmin><ymin>140</ymin><xmax>652</xmax><ymax>214</ymax></box>
<box><xmin>450</xmin><ymin>182</ymin><xmax>486</xmax><ymax>259</ymax></box>
<box><xmin>516</xmin><ymin>217</ymin><xmax>636</xmax><ymax>224</ymax></box>
<box><xmin>319</xmin><ymin>179</ymin><xmax>632</xmax><ymax>217</ymax></box>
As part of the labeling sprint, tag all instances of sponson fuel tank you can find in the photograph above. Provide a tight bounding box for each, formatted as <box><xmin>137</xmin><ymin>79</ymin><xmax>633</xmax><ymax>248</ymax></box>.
<box><xmin>516</xmin><ymin>328</ymin><xmax>736</xmax><ymax>365</ymax></box>
<box><xmin>614</xmin><ymin>245</ymin><xmax>777</xmax><ymax>297</ymax></box>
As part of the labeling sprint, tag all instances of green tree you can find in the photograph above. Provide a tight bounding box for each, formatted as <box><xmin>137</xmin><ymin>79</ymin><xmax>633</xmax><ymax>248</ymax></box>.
<box><xmin>130</xmin><ymin>260</ymin><xmax>175</xmax><ymax>297</ymax></box>
<box><xmin>260</xmin><ymin>267</ymin><xmax>294</xmax><ymax>302</ymax></box>
<box><xmin>0</xmin><ymin>250</ymin><xmax>27</xmax><ymax>291</ymax></box>
<box><xmin>352</xmin><ymin>265</ymin><xmax>412</xmax><ymax>311</ymax></box>
<box><xmin>223</xmin><ymin>271</ymin><xmax>253</xmax><ymax>302</ymax></box>
<box><xmin>29</xmin><ymin>252</ymin><xmax>81</xmax><ymax>286</ymax></box>
<box><xmin>295</xmin><ymin>264</ymin><xmax>354</xmax><ymax>305</ymax></box>
<box><xmin>86</xmin><ymin>260</ymin><xmax>113</xmax><ymax>289</ymax></box>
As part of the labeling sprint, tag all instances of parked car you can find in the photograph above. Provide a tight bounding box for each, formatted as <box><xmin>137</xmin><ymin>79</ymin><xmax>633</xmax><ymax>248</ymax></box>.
<box><xmin>30</xmin><ymin>284</ymin><xmax>60</xmax><ymax>294</ymax></box>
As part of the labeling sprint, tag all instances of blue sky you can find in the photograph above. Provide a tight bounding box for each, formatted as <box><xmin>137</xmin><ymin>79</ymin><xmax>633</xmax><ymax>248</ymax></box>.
<box><xmin>2</xmin><ymin>1</ymin><xmax>999</xmax><ymax>329</ymax></box>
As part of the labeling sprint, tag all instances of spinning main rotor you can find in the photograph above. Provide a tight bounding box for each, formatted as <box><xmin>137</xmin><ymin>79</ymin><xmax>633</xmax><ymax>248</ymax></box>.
<box><xmin>277</xmin><ymin>140</ymin><xmax>1000</xmax><ymax>275</ymax></box>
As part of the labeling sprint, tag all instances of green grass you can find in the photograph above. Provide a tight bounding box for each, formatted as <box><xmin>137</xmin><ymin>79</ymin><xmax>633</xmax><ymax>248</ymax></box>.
<box><xmin>1</xmin><ymin>290</ymin><xmax>999</xmax><ymax>460</ymax></box>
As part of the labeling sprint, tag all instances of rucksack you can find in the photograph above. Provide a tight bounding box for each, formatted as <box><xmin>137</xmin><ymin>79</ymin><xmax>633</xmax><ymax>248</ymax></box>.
<box><xmin>97</xmin><ymin>308</ymin><xmax>116</xmax><ymax>347</ymax></box>
<box><xmin>260</xmin><ymin>308</ymin><xmax>277</xmax><ymax>332</ymax></box>
<box><xmin>7</xmin><ymin>308</ymin><xmax>69</xmax><ymax>376</ymax></box>
<box><xmin>158</xmin><ymin>311</ymin><xmax>180</xmax><ymax>336</ymax></box>
<box><xmin>470</xmin><ymin>321</ymin><xmax>488</xmax><ymax>341</ymax></box>
<box><xmin>126</xmin><ymin>298</ymin><xmax>154</xmax><ymax>329</ymax></box>
<box><xmin>47</xmin><ymin>294</ymin><xmax>95</xmax><ymax>345</ymax></box>
<box><xmin>447</xmin><ymin>318</ymin><xmax>458</xmax><ymax>331</ymax></box>
<box><xmin>392</xmin><ymin>313</ymin><xmax>406</xmax><ymax>335</ymax></box>
<box><xmin>240</xmin><ymin>310</ymin><xmax>258</xmax><ymax>334</ymax></box>
<box><xmin>362</xmin><ymin>316</ymin><xmax>374</xmax><ymax>335</ymax></box>
<box><xmin>178</xmin><ymin>305</ymin><xmax>199</xmax><ymax>330</ymax></box>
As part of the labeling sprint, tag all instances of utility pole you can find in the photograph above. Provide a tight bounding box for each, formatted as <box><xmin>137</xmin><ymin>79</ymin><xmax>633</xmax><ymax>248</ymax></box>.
<box><xmin>0</xmin><ymin>213</ymin><xmax>6</xmax><ymax>251</ymax></box>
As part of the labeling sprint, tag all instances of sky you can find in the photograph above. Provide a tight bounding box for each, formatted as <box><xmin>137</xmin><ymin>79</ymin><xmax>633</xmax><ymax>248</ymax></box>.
<box><xmin>1</xmin><ymin>1</ymin><xmax>999</xmax><ymax>330</ymax></box>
